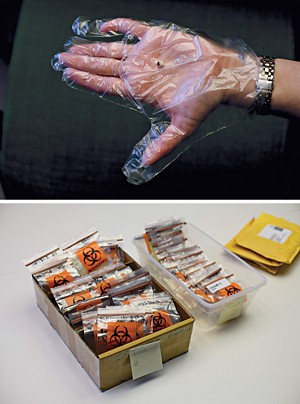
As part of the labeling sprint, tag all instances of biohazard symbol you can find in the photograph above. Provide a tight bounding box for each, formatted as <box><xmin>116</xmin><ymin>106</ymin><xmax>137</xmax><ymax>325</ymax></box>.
<box><xmin>152</xmin><ymin>311</ymin><xmax>167</xmax><ymax>331</ymax></box>
<box><xmin>53</xmin><ymin>275</ymin><xmax>70</xmax><ymax>287</ymax></box>
<box><xmin>72</xmin><ymin>294</ymin><xmax>86</xmax><ymax>305</ymax></box>
<box><xmin>83</xmin><ymin>246</ymin><xmax>103</xmax><ymax>267</ymax></box>
<box><xmin>224</xmin><ymin>285</ymin><xmax>241</xmax><ymax>296</ymax></box>
<box><xmin>109</xmin><ymin>324</ymin><xmax>133</xmax><ymax>347</ymax></box>
<box><xmin>99</xmin><ymin>280</ymin><xmax>111</xmax><ymax>295</ymax></box>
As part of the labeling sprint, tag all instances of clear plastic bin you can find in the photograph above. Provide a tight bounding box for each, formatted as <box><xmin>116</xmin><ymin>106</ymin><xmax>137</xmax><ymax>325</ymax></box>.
<box><xmin>133</xmin><ymin>223</ymin><xmax>267</xmax><ymax>328</ymax></box>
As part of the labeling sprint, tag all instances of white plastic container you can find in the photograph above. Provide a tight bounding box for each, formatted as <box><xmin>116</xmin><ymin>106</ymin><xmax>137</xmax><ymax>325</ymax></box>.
<box><xmin>133</xmin><ymin>223</ymin><xmax>267</xmax><ymax>328</ymax></box>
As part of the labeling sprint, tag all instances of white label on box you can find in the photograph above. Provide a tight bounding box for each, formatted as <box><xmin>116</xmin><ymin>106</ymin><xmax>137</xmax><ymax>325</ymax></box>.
<box><xmin>206</xmin><ymin>278</ymin><xmax>231</xmax><ymax>294</ymax></box>
<box><xmin>258</xmin><ymin>224</ymin><xmax>292</xmax><ymax>244</ymax></box>
<box><xmin>129</xmin><ymin>341</ymin><xmax>163</xmax><ymax>380</ymax></box>
<box><xmin>218</xmin><ymin>296</ymin><xmax>245</xmax><ymax>324</ymax></box>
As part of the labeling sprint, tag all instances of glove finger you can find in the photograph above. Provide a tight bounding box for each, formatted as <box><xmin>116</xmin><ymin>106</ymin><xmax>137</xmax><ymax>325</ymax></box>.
<box><xmin>65</xmin><ymin>38</ymin><xmax>133</xmax><ymax>59</ymax></box>
<box><xmin>72</xmin><ymin>16</ymin><xmax>121</xmax><ymax>38</ymax></box>
<box><xmin>62</xmin><ymin>67</ymin><xmax>130</xmax><ymax>97</ymax></box>
<box><xmin>141</xmin><ymin>123</ymin><xmax>190</xmax><ymax>166</ymax></box>
<box><xmin>53</xmin><ymin>52</ymin><xmax>121</xmax><ymax>77</ymax></box>
<box><xmin>100</xmin><ymin>18</ymin><xmax>150</xmax><ymax>38</ymax></box>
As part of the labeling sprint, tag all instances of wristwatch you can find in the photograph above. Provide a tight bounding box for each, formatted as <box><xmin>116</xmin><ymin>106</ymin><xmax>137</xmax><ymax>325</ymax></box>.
<box><xmin>253</xmin><ymin>56</ymin><xmax>275</xmax><ymax>115</ymax></box>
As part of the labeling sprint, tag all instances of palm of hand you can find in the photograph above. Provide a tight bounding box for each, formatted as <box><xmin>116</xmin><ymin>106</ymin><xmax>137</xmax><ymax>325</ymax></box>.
<box><xmin>122</xmin><ymin>26</ymin><xmax>224</xmax><ymax>124</ymax></box>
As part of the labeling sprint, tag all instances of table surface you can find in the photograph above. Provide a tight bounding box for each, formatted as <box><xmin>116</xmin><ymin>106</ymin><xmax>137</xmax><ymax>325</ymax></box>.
<box><xmin>0</xmin><ymin>202</ymin><xmax>299</xmax><ymax>404</ymax></box>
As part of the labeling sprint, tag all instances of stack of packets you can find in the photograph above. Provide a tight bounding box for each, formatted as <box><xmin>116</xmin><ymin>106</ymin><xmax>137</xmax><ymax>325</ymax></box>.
<box><xmin>225</xmin><ymin>213</ymin><xmax>300</xmax><ymax>275</ymax></box>
<box><xmin>143</xmin><ymin>217</ymin><xmax>244</xmax><ymax>304</ymax></box>
<box><xmin>23</xmin><ymin>228</ymin><xmax>181</xmax><ymax>354</ymax></box>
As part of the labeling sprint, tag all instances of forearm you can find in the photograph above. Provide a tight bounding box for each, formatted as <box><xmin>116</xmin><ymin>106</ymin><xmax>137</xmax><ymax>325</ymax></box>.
<box><xmin>270</xmin><ymin>58</ymin><xmax>300</xmax><ymax>118</ymax></box>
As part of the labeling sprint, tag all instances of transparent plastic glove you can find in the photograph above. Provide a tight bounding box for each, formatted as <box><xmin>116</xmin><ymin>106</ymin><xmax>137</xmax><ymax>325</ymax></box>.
<box><xmin>52</xmin><ymin>17</ymin><xmax>259</xmax><ymax>185</ymax></box>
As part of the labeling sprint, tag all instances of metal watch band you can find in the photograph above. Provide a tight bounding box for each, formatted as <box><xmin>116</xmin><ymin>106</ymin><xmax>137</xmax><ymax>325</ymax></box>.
<box><xmin>253</xmin><ymin>56</ymin><xmax>275</xmax><ymax>115</ymax></box>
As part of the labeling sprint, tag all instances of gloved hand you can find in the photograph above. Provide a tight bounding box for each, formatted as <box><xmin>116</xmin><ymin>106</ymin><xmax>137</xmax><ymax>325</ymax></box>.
<box><xmin>52</xmin><ymin>17</ymin><xmax>259</xmax><ymax>184</ymax></box>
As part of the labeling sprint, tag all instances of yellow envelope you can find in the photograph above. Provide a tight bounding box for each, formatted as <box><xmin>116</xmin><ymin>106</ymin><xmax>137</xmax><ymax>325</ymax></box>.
<box><xmin>225</xmin><ymin>218</ymin><xmax>283</xmax><ymax>268</ymax></box>
<box><xmin>235</xmin><ymin>213</ymin><xmax>300</xmax><ymax>264</ymax></box>
<box><xmin>243</xmin><ymin>259</ymin><xmax>283</xmax><ymax>276</ymax></box>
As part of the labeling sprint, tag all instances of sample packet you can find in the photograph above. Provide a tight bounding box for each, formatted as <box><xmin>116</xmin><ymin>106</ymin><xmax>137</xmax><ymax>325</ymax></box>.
<box><xmin>51</xmin><ymin>275</ymin><xmax>101</xmax><ymax>313</ymax></box>
<box><xmin>62</xmin><ymin>228</ymin><xmax>124</xmax><ymax>275</ymax></box>
<box><xmin>33</xmin><ymin>258</ymin><xmax>80</xmax><ymax>294</ymax></box>
<box><xmin>23</xmin><ymin>245</ymin><xmax>65</xmax><ymax>274</ymax></box>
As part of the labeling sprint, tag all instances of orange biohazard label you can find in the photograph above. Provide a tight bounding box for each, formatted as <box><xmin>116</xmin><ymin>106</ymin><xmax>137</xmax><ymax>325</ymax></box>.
<box><xmin>64</xmin><ymin>290</ymin><xmax>93</xmax><ymax>308</ymax></box>
<box><xmin>217</xmin><ymin>282</ymin><xmax>243</xmax><ymax>298</ymax></box>
<box><xmin>96</xmin><ymin>279</ymin><xmax>111</xmax><ymax>295</ymax></box>
<box><xmin>107</xmin><ymin>322</ymin><xmax>137</xmax><ymax>350</ymax></box>
<box><xmin>75</xmin><ymin>242</ymin><xmax>108</xmax><ymax>273</ymax></box>
<box><xmin>193</xmin><ymin>287</ymin><xmax>217</xmax><ymax>303</ymax></box>
<box><xmin>75</xmin><ymin>296</ymin><xmax>103</xmax><ymax>313</ymax></box>
<box><xmin>45</xmin><ymin>270</ymin><xmax>74</xmax><ymax>288</ymax></box>
<box><xmin>150</xmin><ymin>310</ymin><xmax>172</xmax><ymax>332</ymax></box>
<box><xmin>96</xmin><ymin>276</ymin><xmax>118</xmax><ymax>296</ymax></box>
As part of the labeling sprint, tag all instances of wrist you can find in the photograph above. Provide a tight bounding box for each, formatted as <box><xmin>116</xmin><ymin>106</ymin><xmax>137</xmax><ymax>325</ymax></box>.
<box><xmin>221</xmin><ymin>51</ymin><xmax>259</xmax><ymax>108</ymax></box>
<box><xmin>193</xmin><ymin>36</ymin><xmax>258</xmax><ymax>108</ymax></box>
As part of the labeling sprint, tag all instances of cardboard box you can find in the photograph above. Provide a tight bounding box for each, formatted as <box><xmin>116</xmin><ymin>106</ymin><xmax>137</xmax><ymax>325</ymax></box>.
<box><xmin>32</xmin><ymin>250</ymin><xmax>194</xmax><ymax>391</ymax></box>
